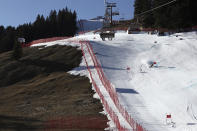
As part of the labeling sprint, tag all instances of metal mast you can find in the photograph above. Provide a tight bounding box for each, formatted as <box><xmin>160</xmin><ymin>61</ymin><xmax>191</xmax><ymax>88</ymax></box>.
<box><xmin>103</xmin><ymin>0</ymin><xmax>119</xmax><ymax>28</ymax></box>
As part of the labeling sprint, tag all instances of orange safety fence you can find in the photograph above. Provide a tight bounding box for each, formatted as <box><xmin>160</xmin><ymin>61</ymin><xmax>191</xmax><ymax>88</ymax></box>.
<box><xmin>22</xmin><ymin>36</ymin><xmax>71</xmax><ymax>48</ymax></box>
<box><xmin>21</xmin><ymin>35</ymin><xmax>147</xmax><ymax>131</ymax></box>
<box><xmin>80</xmin><ymin>42</ymin><xmax>128</xmax><ymax>131</ymax></box>
<box><xmin>82</xmin><ymin>41</ymin><xmax>147</xmax><ymax>131</ymax></box>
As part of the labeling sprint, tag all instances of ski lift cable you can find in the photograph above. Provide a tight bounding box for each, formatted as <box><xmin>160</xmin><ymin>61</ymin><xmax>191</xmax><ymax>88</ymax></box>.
<box><xmin>135</xmin><ymin>0</ymin><xmax>178</xmax><ymax>17</ymax></box>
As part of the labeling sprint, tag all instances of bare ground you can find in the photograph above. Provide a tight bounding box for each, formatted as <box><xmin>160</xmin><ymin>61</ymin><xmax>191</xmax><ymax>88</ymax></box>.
<box><xmin>0</xmin><ymin>45</ymin><xmax>108</xmax><ymax>131</ymax></box>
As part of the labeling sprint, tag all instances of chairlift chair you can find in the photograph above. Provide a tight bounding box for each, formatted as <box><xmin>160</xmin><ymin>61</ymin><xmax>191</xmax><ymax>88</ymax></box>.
<box><xmin>128</xmin><ymin>18</ymin><xmax>142</xmax><ymax>34</ymax></box>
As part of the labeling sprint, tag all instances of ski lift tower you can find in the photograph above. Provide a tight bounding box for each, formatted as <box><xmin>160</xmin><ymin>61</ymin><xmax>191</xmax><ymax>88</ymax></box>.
<box><xmin>103</xmin><ymin>0</ymin><xmax>119</xmax><ymax>28</ymax></box>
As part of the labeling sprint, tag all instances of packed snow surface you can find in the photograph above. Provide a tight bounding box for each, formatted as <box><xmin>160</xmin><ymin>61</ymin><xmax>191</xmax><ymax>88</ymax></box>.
<box><xmin>33</xmin><ymin>31</ymin><xmax>197</xmax><ymax>131</ymax></box>
<box><xmin>76</xmin><ymin>31</ymin><xmax>197</xmax><ymax>131</ymax></box>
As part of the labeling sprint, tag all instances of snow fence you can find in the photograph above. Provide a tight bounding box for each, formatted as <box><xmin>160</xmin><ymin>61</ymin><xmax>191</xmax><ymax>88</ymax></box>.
<box><xmin>23</xmin><ymin>37</ymin><xmax>147</xmax><ymax>131</ymax></box>
<box><xmin>21</xmin><ymin>37</ymin><xmax>70</xmax><ymax>48</ymax></box>
<box><xmin>80</xmin><ymin>40</ymin><xmax>147</xmax><ymax>131</ymax></box>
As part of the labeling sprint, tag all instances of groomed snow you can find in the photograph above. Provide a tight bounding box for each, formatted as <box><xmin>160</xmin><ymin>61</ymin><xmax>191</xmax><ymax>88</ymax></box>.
<box><xmin>75</xmin><ymin>31</ymin><xmax>197</xmax><ymax>131</ymax></box>
<box><xmin>32</xmin><ymin>31</ymin><xmax>197</xmax><ymax>131</ymax></box>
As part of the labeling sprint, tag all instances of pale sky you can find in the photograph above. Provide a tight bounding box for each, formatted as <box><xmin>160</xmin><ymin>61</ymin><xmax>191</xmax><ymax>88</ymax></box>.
<box><xmin>0</xmin><ymin>0</ymin><xmax>134</xmax><ymax>27</ymax></box>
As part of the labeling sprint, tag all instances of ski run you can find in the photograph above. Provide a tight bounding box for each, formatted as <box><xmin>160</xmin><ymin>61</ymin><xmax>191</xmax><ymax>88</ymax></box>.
<box><xmin>32</xmin><ymin>31</ymin><xmax>197</xmax><ymax>131</ymax></box>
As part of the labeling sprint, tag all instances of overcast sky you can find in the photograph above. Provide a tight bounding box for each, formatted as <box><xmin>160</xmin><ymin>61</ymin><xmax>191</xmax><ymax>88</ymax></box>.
<box><xmin>0</xmin><ymin>0</ymin><xmax>134</xmax><ymax>27</ymax></box>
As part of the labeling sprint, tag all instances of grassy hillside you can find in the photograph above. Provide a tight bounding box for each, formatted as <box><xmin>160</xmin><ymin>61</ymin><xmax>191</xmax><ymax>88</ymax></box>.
<box><xmin>0</xmin><ymin>45</ymin><xmax>108</xmax><ymax>131</ymax></box>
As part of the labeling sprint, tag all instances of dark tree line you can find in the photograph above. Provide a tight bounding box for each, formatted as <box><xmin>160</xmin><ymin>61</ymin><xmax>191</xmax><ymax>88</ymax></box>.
<box><xmin>0</xmin><ymin>7</ymin><xmax>77</xmax><ymax>53</ymax></box>
<box><xmin>134</xmin><ymin>0</ymin><xmax>197</xmax><ymax>29</ymax></box>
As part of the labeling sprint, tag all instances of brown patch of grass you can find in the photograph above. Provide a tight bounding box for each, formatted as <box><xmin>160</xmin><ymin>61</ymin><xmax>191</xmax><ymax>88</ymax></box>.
<box><xmin>0</xmin><ymin>45</ymin><xmax>108</xmax><ymax>131</ymax></box>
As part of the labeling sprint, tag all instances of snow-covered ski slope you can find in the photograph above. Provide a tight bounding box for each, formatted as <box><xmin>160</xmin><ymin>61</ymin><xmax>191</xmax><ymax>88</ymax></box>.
<box><xmin>76</xmin><ymin>31</ymin><xmax>197</xmax><ymax>131</ymax></box>
<box><xmin>32</xmin><ymin>31</ymin><xmax>197</xmax><ymax>131</ymax></box>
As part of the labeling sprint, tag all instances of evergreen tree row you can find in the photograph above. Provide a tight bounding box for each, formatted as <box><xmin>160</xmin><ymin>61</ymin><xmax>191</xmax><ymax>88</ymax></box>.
<box><xmin>134</xmin><ymin>0</ymin><xmax>197</xmax><ymax>30</ymax></box>
<box><xmin>0</xmin><ymin>7</ymin><xmax>77</xmax><ymax>53</ymax></box>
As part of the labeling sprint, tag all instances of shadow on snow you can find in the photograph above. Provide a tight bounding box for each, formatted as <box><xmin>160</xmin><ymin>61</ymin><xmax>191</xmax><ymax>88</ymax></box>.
<box><xmin>116</xmin><ymin>88</ymin><xmax>139</xmax><ymax>94</ymax></box>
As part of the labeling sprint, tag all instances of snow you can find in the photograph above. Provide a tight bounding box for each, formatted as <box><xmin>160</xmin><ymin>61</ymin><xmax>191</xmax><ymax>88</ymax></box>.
<box><xmin>76</xmin><ymin>31</ymin><xmax>197</xmax><ymax>131</ymax></box>
<box><xmin>31</xmin><ymin>31</ymin><xmax>197</xmax><ymax>131</ymax></box>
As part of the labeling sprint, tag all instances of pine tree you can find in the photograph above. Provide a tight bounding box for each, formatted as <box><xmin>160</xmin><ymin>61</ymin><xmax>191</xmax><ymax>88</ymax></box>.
<box><xmin>12</xmin><ymin>39</ymin><xmax>23</xmax><ymax>60</ymax></box>
<box><xmin>142</xmin><ymin>0</ymin><xmax>155</xmax><ymax>28</ymax></box>
<box><xmin>48</xmin><ymin>10</ymin><xmax>57</xmax><ymax>37</ymax></box>
<box><xmin>0</xmin><ymin>7</ymin><xmax>78</xmax><ymax>53</ymax></box>
<box><xmin>168</xmin><ymin>0</ymin><xmax>191</xmax><ymax>29</ymax></box>
<box><xmin>71</xmin><ymin>11</ymin><xmax>78</xmax><ymax>35</ymax></box>
<box><xmin>134</xmin><ymin>0</ymin><xmax>197</xmax><ymax>29</ymax></box>
<box><xmin>190</xmin><ymin>0</ymin><xmax>197</xmax><ymax>26</ymax></box>
<box><xmin>153</xmin><ymin>0</ymin><xmax>169</xmax><ymax>28</ymax></box>
<box><xmin>134</xmin><ymin>0</ymin><xmax>144</xmax><ymax>15</ymax></box>
<box><xmin>0</xmin><ymin>26</ymin><xmax>5</xmax><ymax>37</ymax></box>
<box><xmin>134</xmin><ymin>0</ymin><xmax>154</xmax><ymax>27</ymax></box>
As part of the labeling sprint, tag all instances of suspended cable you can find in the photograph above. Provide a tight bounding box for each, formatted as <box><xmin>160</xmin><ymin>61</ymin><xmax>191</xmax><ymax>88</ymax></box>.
<box><xmin>135</xmin><ymin>0</ymin><xmax>178</xmax><ymax>17</ymax></box>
